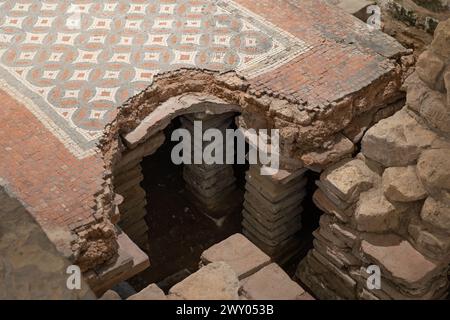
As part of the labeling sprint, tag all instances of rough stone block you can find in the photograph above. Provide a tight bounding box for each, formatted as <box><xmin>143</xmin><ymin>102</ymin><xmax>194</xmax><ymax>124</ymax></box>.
<box><xmin>420</xmin><ymin>197</ymin><xmax>450</xmax><ymax>231</ymax></box>
<box><xmin>310</xmin><ymin>249</ymin><xmax>357</xmax><ymax>299</ymax></box>
<box><xmin>315</xmin><ymin>181</ymin><xmax>353</xmax><ymax>211</ymax></box>
<box><xmin>361</xmin><ymin>109</ymin><xmax>437</xmax><ymax>167</ymax></box>
<box><xmin>445</xmin><ymin>70</ymin><xmax>450</xmax><ymax>102</ymax></box>
<box><xmin>419</xmin><ymin>91</ymin><xmax>450</xmax><ymax>134</ymax></box>
<box><xmin>355</xmin><ymin>188</ymin><xmax>409</xmax><ymax>233</ymax></box>
<box><xmin>313</xmin><ymin>235</ymin><xmax>360</xmax><ymax>268</ymax></box>
<box><xmin>301</xmin><ymin>134</ymin><xmax>355</xmax><ymax>168</ymax></box>
<box><xmin>382</xmin><ymin>166</ymin><xmax>427</xmax><ymax>202</ymax></box>
<box><xmin>417</xmin><ymin>148</ymin><xmax>450</xmax><ymax>200</ymax></box>
<box><xmin>405</xmin><ymin>73</ymin><xmax>430</xmax><ymax>113</ymax></box>
<box><xmin>296</xmin><ymin>255</ymin><xmax>342</xmax><ymax>300</ymax></box>
<box><xmin>408</xmin><ymin>217</ymin><xmax>450</xmax><ymax>259</ymax></box>
<box><xmin>431</xmin><ymin>18</ymin><xmax>450</xmax><ymax>58</ymax></box>
<box><xmin>416</xmin><ymin>50</ymin><xmax>445</xmax><ymax>89</ymax></box>
<box><xmin>317</xmin><ymin>215</ymin><xmax>350</xmax><ymax>248</ymax></box>
<box><xmin>328</xmin><ymin>219</ymin><xmax>359</xmax><ymax>248</ymax></box>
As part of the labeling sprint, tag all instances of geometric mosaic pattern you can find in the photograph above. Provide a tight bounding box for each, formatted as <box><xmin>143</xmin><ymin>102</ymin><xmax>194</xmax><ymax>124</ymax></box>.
<box><xmin>0</xmin><ymin>0</ymin><xmax>311</xmax><ymax>157</ymax></box>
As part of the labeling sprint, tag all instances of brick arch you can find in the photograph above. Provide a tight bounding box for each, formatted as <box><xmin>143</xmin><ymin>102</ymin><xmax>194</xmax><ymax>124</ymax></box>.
<box><xmin>89</xmin><ymin>65</ymin><xmax>404</xmax><ymax>289</ymax></box>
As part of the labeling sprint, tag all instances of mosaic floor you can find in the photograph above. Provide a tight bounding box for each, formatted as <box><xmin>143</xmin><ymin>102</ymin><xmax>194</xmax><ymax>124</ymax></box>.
<box><xmin>0</xmin><ymin>0</ymin><xmax>311</xmax><ymax>157</ymax></box>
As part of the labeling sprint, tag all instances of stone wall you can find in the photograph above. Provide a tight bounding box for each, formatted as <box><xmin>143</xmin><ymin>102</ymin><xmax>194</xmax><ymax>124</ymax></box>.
<box><xmin>296</xmin><ymin>18</ymin><xmax>450</xmax><ymax>299</ymax></box>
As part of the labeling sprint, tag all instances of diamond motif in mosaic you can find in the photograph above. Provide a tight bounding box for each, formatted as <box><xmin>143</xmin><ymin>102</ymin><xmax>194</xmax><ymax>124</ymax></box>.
<box><xmin>0</xmin><ymin>0</ymin><xmax>311</xmax><ymax>157</ymax></box>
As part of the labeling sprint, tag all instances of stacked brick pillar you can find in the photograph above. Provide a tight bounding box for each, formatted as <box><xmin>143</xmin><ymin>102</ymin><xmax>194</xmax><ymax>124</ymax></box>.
<box><xmin>113</xmin><ymin>133</ymin><xmax>165</xmax><ymax>250</ymax></box>
<box><xmin>242</xmin><ymin>165</ymin><xmax>307</xmax><ymax>264</ymax></box>
<box><xmin>180</xmin><ymin>112</ymin><xmax>240</xmax><ymax>220</ymax></box>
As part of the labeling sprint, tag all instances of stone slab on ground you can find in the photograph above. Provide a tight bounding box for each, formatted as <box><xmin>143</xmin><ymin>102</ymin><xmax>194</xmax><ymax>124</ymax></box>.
<box><xmin>240</xmin><ymin>263</ymin><xmax>313</xmax><ymax>300</ymax></box>
<box><xmin>201</xmin><ymin>234</ymin><xmax>271</xmax><ymax>280</ymax></box>
<box><xmin>88</xmin><ymin>232</ymin><xmax>150</xmax><ymax>295</ymax></box>
<box><xmin>99</xmin><ymin>290</ymin><xmax>122</xmax><ymax>300</ymax></box>
<box><xmin>128</xmin><ymin>284</ymin><xmax>166</xmax><ymax>300</ymax></box>
<box><xmin>168</xmin><ymin>262</ymin><xmax>239</xmax><ymax>300</ymax></box>
<box><xmin>361</xmin><ymin>234</ymin><xmax>444</xmax><ymax>286</ymax></box>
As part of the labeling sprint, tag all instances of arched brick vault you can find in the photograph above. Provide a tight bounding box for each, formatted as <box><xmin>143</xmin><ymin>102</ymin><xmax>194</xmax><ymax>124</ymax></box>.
<box><xmin>100</xmin><ymin>64</ymin><xmax>410</xmax><ymax>171</ymax></box>
<box><xmin>81</xmin><ymin>54</ymin><xmax>412</xmax><ymax>276</ymax></box>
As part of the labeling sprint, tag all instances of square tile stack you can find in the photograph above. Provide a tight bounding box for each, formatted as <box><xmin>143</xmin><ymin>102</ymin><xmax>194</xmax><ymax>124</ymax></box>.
<box><xmin>242</xmin><ymin>165</ymin><xmax>307</xmax><ymax>263</ymax></box>
<box><xmin>181</xmin><ymin>112</ymin><xmax>241</xmax><ymax>220</ymax></box>
<box><xmin>114</xmin><ymin>132</ymin><xmax>165</xmax><ymax>250</ymax></box>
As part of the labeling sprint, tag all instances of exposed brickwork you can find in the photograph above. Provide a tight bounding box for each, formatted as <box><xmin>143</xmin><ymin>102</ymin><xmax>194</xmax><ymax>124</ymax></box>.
<box><xmin>0</xmin><ymin>179</ymin><xmax>94</xmax><ymax>299</ymax></box>
<box><xmin>0</xmin><ymin>0</ymin><xmax>412</xmax><ymax>277</ymax></box>
<box><xmin>0</xmin><ymin>88</ymin><xmax>116</xmax><ymax>271</ymax></box>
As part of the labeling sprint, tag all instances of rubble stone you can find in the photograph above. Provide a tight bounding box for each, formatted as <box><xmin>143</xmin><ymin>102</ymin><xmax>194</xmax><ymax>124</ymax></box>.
<box><xmin>417</xmin><ymin>149</ymin><xmax>450</xmax><ymax>200</ymax></box>
<box><xmin>419</xmin><ymin>91</ymin><xmax>450</xmax><ymax>133</ymax></box>
<box><xmin>420</xmin><ymin>197</ymin><xmax>450</xmax><ymax>231</ymax></box>
<box><xmin>382</xmin><ymin>166</ymin><xmax>427</xmax><ymax>202</ymax></box>
<box><xmin>297</xmin><ymin>18</ymin><xmax>450</xmax><ymax>300</ymax></box>
<box><xmin>430</xmin><ymin>18</ymin><xmax>450</xmax><ymax>58</ymax></box>
<box><xmin>409</xmin><ymin>216</ymin><xmax>450</xmax><ymax>259</ymax></box>
<box><xmin>361</xmin><ymin>109</ymin><xmax>437</xmax><ymax>167</ymax></box>
<box><xmin>355</xmin><ymin>188</ymin><xmax>410</xmax><ymax>232</ymax></box>
<box><xmin>416</xmin><ymin>50</ymin><xmax>445</xmax><ymax>89</ymax></box>
<box><xmin>321</xmin><ymin>159</ymin><xmax>380</xmax><ymax>203</ymax></box>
